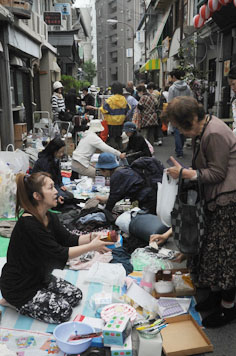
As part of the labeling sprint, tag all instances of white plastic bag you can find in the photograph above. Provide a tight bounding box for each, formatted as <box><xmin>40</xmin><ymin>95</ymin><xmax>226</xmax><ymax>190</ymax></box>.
<box><xmin>156</xmin><ymin>170</ymin><xmax>178</xmax><ymax>227</ymax></box>
<box><xmin>87</xmin><ymin>262</ymin><xmax>126</xmax><ymax>286</ymax></box>
<box><xmin>145</xmin><ymin>139</ymin><xmax>154</xmax><ymax>155</ymax></box>
<box><xmin>0</xmin><ymin>159</ymin><xmax>16</xmax><ymax>218</ymax></box>
<box><xmin>0</xmin><ymin>149</ymin><xmax>29</xmax><ymax>174</ymax></box>
<box><xmin>115</xmin><ymin>207</ymin><xmax>140</xmax><ymax>234</ymax></box>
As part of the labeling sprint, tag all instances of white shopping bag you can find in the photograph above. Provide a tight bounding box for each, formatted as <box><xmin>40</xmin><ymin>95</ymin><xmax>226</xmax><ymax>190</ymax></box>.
<box><xmin>156</xmin><ymin>170</ymin><xmax>178</xmax><ymax>227</ymax></box>
<box><xmin>0</xmin><ymin>149</ymin><xmax>29</xmax><ymax>174</ymax></box>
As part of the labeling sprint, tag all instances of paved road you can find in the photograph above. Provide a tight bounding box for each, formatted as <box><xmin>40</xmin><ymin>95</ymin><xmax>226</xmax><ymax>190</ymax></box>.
<box><xmin>154</xmin><ymin>134</ymin><xmax>236</xmax><ymax>356</ymax></box>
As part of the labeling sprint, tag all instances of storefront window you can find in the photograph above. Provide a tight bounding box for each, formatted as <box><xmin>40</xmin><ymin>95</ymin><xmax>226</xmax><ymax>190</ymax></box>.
<box><xmin>10</xmin><ymin>70</ymin><xmax>16</xmax><ymax>107</ymax></box>
<box><xmin>16</xmin><ymin>71</ymin><xmax>24</xmax><ymax>105</ymax></box>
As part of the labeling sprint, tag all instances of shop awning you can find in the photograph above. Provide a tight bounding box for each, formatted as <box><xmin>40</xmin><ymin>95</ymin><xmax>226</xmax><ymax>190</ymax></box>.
<box><xmin>51</xmin><ymin>61</ymin><xmax>61</xmax><ymax>73</ymax></box>
<box><xmin>150</xmin><ymin>6</ymin><xmax>171</xmax><ymax>51</ymax></box>
<box><xmin>140</xmin><ymin>59</ymin><xmax>160</xmax><ymax>73</ymax></box>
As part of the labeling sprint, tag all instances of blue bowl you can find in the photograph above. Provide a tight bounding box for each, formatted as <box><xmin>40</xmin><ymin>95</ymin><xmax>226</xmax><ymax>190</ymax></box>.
<box><xmin>53</xmin><ymin>321</ymin><xmax>95</xmax><ymax>354</ymax></box>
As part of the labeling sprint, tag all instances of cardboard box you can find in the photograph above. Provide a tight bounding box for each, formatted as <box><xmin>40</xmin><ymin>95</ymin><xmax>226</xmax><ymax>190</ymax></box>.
<box><xmin>14</xmin><ymin>123</ymin><xmax>27</xmax><ymax>141</ymax></box>
<box><xmin>154</xmin><ymin>269</ymin><xmax>196</xmax><ymax>298</ymax></box>
<box><xmin>103</xmin><ymin>315</ymin><xmax>130</xmax><ymax>346</ymax></box>
<box><xmin>14</xmin><ymin>140</ymin><xmax>23</xmax><ymax>149</ymax></box>
<box><xmin>111</xmin><ymin>334</ymin><xmax>132</xmax><ymax>356</ymax></box>
<box><xmin>161</xmin><ymin>314</ymin><xmax>213</xmax><ymax>356</ymax></box>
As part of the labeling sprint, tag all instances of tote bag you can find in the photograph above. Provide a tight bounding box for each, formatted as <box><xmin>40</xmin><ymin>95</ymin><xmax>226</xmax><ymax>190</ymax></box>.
<box><xmin>171</xmin><ymin>169</ymin><xmax>205</xmax><ymax>255</ymax></box>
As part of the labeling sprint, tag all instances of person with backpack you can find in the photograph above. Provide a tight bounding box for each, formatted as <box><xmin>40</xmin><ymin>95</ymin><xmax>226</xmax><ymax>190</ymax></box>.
<box><xmin>95</xmin><ymin>153</ymin><xmax>164</xmax><ymax>214</ymax></box>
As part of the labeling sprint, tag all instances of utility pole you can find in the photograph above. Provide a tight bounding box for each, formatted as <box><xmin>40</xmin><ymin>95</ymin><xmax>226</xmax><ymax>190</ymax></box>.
<box><xmin>144</xmin><ymin>0</ymin><xmax>148</xmax><ymax>83</ymax></box>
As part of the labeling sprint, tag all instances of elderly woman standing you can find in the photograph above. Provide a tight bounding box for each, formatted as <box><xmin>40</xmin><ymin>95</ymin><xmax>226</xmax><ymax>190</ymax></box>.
<box><xmin>134</xmin><ymin>84</ymin><xmax>158</xmax><ymax>145</ymax></box>
<box><xmin>166</xmin><ymin>96</ymin><xmax>236</xmax><ymax>328</ymax></box>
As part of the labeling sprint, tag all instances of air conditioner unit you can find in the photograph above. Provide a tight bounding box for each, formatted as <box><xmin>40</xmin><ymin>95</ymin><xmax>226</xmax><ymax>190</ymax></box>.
<box><xmin>137</xmin><ymin>30</ymin><xmax>144</xmax><ymax>43</ymax></box>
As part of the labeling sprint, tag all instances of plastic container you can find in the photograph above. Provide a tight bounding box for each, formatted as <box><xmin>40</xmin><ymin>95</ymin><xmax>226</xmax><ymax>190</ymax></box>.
<box><xmin>53</xmin><ymin>321</ymin><xmax>94</xmax><ymax>354</ymax></box>
<box><xmin>154</xmin><ymin>281</ymin><xmax>174</xmax><ymax>294</ymax></box>
<box><xmin>107</xmin><ymin>234</ymin><xmax>123</xmax><ymax>249</ymax></box>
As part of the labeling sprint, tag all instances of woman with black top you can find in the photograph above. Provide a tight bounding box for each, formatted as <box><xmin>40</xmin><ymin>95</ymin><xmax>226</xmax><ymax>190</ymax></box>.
<box><xmin>32</xmin><ymin>136</ymin><xmax>72</xmax><ymax>202</ymax></box>
<box><xmin>0</xmin><ymin>172</ymin><xmax>112</xmax><ymax>323</ymax></box>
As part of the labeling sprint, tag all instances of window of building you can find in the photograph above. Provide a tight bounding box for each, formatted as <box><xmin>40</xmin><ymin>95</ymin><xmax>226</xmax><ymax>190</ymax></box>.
<box><xmin>10</xmin><ymin>69</ymin><xmax>24</xmax><ymax>107</ymax></box>
<box><xmin>10</xmin><ymin>71</ymin><xmax>15</xmax><ymax>107</ymax></box>
<box><xmin>127</xmin><ymin>10</ymin><xmax>131</xmax><ymax>21</ymax></box>
<box><xmin>16</xmin><ymin>71</ymin><xmax>24</xmax><ymax>105</ymax></box>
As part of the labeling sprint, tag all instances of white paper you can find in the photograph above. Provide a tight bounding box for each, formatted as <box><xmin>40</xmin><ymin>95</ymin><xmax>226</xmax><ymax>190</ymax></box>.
<box><xmin>126</xmin><ymin>282</ymin><xmax>159</xmax><ymax>312</ymax></box>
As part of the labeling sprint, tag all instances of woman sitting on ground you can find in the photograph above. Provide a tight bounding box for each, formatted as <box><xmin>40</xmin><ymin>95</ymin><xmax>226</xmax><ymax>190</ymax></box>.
<box><xmin>0</xmin><ymin>172</ymin><xmax>112</xmax><ymax>324</ymax></box>
<box><xmin>72</xmin><ymin>119</ymin><xmax>125</xmax><ymax>178</ymax></box>
<box><xmin>32</xmin><ymin>136</ymin><xmax>72</xmax><ymax>202</ymax></box>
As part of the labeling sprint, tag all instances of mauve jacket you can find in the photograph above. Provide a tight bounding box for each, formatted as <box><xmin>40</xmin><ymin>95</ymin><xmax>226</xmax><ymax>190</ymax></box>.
<box><xmin>193</xmin><ymin>115</ymin><xmax>236</xmax><ymax>210</ymax></box>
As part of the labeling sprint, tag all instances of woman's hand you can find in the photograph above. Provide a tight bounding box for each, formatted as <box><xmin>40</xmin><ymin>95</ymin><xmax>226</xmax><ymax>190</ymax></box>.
<box><xmin>167</xmin><ymin>156</ymin><xmax>197</xmax><ymax>180</ymax></box>
<box><xmin>58</xmin><ymin>196</ymin><xmax>64</xmax><ymax>204</ymax></box>
<box><xmin>150</xmin><ymin>228</ymin><xmax>172</xmax><ymax>245</ymax></box>
<box><xmin>173</xmin><ymin>252</ymin><xmax>187</xmax><ymax>263</ymax></box>
<box><xmin>89</xmin><ymin>235</ymin><xmax>113</xmax><ymax>253</ymax></box>
<box><xmin>166</xmin><ymin>156</ymin><xmax>182</xmax><ymax>179</ymax></box>
<box><xmin>95</xmin><ymin>195</ymin><xmax>108</xmax><ymax>204</ymax></box>
<box><xmin>120</xmin><ymin>152</ymin><xmax>126</xmax><ymax>159</ymax></box>
<box><xmin>61</xmin><ymin>186</ymin><xmax>67</xmax><ymax>191</ymax></box>
<box><xmin>150</xmin><ymin>234</ymin><xmax>168</xmax><ymax>246</ymax></box>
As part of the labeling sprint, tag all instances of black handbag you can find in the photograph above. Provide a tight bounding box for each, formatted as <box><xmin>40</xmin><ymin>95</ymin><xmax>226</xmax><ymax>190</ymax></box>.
<box><xmin>171</xmin><ymin>168</ymin><xmax>205</xmax><ymax>255</ymax></box>
<box><xmin>129</xmin><ymin>210</ymin><xmax>169</xmax><ymax>242</ymax></box>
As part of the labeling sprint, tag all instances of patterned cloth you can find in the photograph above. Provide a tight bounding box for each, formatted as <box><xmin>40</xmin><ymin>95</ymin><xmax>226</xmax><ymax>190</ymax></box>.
<box><xmin>189</xmin><ymin>203</ymin><xmax>236</xmax><ymax>290</ymax></box>
<box><xmin>133</xmin><ymin>93</ymin><xmax>157</xmax><ymax>128</ymax></box>
<box><xmin>18</xmin><ymin>276</ymin><xmax>82</xmax><ymax>324</ymax></box>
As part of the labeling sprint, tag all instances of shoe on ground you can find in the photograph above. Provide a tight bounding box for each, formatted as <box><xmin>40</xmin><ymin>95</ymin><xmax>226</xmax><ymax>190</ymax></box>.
<box><xmin>154</xmin><ymin>140</ymin><xmax>163</xmax><ymax>146</ymax></box>
<box><xmin>202</xmin><ymin>305</ymin><xmax>236</xmax><ymax>328</ymax></box>
<box><xmin>176</xmin><ymin>154</ymin><xmax>183</xmax><ymax>158</ymax></box>
<box><xmin>195</xmin><ymin>291</ymin><xmax>222</xmax><ymax>312</ymax></box>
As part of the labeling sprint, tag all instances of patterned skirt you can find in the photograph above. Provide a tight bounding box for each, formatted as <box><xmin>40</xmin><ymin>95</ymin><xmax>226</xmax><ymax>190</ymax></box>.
<box><xmin>190</xmin><ymin>202</ymin><xmax>236</xmax><ymax>290</ymax></box>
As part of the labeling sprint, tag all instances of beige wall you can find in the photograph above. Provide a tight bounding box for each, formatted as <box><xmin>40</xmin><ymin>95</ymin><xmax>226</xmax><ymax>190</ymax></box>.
<box><xmin>40</xmin><ymin>50</ymin><xmax>60</xmax><ymax>118</ymax></box>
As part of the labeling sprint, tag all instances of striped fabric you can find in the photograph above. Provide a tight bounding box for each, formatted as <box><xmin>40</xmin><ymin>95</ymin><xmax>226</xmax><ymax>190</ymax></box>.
<box><xmin>51</xmin><ymin>93</ymin><xmax>65</xmax><ymax>120</ymax></box>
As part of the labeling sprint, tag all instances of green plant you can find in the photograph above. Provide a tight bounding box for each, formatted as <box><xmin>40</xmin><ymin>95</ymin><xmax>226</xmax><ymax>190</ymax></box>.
<box><xmin>61</xmin><ymin>75</ymin><xmax>90</xmax><ymax>94</ymax></box>
<box><xmin>175</xmin><ymin>46</ymin><xmax>207</xmax><ymax>103</ymax></box>
<box><xmin>82</xmin><ymin>60</ymin><xmax>97</xmax><ymax>83</ymax></box>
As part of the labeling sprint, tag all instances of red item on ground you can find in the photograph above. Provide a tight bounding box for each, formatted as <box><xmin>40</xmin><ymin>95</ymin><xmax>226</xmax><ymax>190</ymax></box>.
<box><xmin>61</xmin><ymin>171</ymin><xmax>72</xmax><ymax>178</ymax></box>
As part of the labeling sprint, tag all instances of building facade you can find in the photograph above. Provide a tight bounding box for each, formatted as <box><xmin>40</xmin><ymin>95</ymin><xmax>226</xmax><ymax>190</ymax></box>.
<box><xmin>96</xmin><ymin>0</ymin><xmax>142</xmax><ymax>87</ymax></box>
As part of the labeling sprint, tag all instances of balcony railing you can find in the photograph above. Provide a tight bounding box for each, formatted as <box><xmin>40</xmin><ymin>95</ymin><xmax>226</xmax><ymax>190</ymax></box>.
<box><xmin>0</xmin><ymin>0</ymin><xmax>32</xmax><ymax>19</ymax></box>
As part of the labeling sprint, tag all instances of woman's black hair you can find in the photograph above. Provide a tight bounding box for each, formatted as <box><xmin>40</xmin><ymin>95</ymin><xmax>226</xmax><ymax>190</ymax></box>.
<box><xmin>147</xmin><ymin>82</ymin><xmax>156</xmax><ymax>90</ymax></box>
<box><xmin>228</xmin><ymin>66</ymin><xmax>236</xmax><ymax>80</ymax></box>
<box><xmin>42</xmin><ymin>136</ymin><xmax>65</xmax><ymax>157</ymax></box>
<box><xmin>111</xmin><ymin>81</ymin><xmax>123</xmax><ymax>95</ymax></box>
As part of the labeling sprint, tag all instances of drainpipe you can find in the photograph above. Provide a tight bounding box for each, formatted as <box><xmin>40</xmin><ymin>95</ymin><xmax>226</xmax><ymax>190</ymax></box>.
<box><xmin>0</xmin><ymin>24</ymin><xmax>14</xmax><ymax>149</ymax></box>
<box><xmin>216</xmin><ymin>31</ymin><xmax>223</xmax><ymax>118</ymax></box>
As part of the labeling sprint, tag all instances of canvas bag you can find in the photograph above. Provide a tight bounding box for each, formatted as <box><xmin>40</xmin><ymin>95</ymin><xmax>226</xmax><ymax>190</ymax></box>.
<box><xmin>156</xmin><ymin>170</ymin><xmax>178</xmax><ymax>227</ymax></box>
<box><xmin>171</xmin><ymin>168</ymin><xmax>205</xmax><ymax>255</ymax></box>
